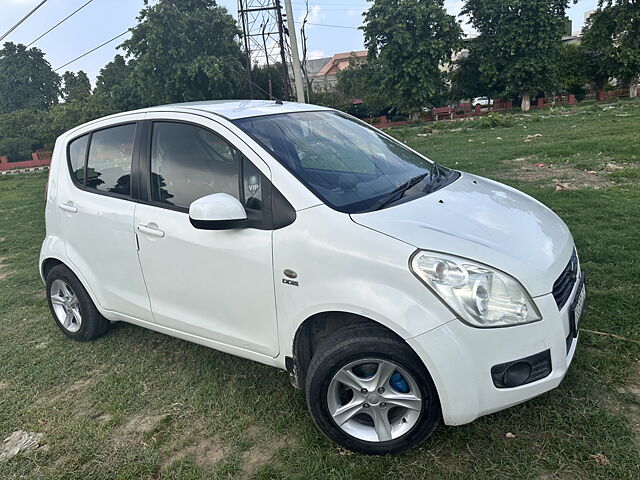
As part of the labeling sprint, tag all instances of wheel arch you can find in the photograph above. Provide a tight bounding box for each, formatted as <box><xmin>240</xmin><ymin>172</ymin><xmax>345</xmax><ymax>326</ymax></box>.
<box><xmin>289</xmin><ymin>311</ymin><xmax>417</xmax><ymax>390</ymax></box>
<box><xmin>41</xmin><ymin>257</ymin><xmax>63</xmax><ymax>280</ymax></box>
<box><xmin>40</xmin><ymin>256</ymin><xmax>105</xmax><ymax>313</ymax></box>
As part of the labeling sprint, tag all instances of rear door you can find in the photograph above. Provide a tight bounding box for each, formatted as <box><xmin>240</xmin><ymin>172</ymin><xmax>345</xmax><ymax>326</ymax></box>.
<box><xmin>133</xmin><ymin>113</ymin><xmax>279</xmax><ymax>357</ymax></box>
<box><xmin>57</xmin><ymin>118</ymin><xmax>153</xmax><ymax>322</ymax></box>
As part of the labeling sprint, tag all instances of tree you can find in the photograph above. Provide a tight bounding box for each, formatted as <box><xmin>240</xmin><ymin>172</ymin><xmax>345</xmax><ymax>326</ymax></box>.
<box><xmin>94</xmin><ymin>54</ymin><xmax>143</xmax><ymax>112</ymax></box>
<box><xmin>582</xmin><ymin>9</ymin><xmax>617</xmax><ymax>91</ymax></box>
<box><xmin>0</xmin><ymin>109</ymin><xmax>43</xmax><ymax>160</ymax></box>
<box><xmin>362</xmin><ymin>0</ymin><xmax>461</xmax><ymax>117</ymax></box>
<box><xmin>120</xmin><ymin>0</ymin><xmax>247</xmax><ymax>106</ymax></box>
<box><xmin>62</xmin><ymin>71</ymin><xmax>91</xmax><ymax>102</ymax></box>
<box><xmin>557</xmin><ymin>43</ymin><xmax>589</xmax><ymax>99</ymax></box>
<box><xmin>449</xmin><ymin>45</ymin><xmax>496</xmax><ymax>101</ymax></box>
<box><xmin>250</xmin><ymin>63</ymin><xmax>284</xmax><ymax>100</ymax></box>
<box><xmin>462</xmin><ymin>1</ymin><xmax>572</xmax><ymax>111</ymax></box>
<box><xmin>335</xmin><ymin>55</ymin><xmax>390</xmax><ymax>115</ymax></box>
<box><xmin>0</xmin><ymin>42</ymin><xmax>60</xmax><ymax>114</ymax></box>
<box><xmin>36</xmin><ymin>97</ymin><xmax>108</xmax><ymax>150</ymax></box>
<box><xmin>583</xmin><ymin>2</ymin><xmax>640</xmax><ymax>98</ymax></box>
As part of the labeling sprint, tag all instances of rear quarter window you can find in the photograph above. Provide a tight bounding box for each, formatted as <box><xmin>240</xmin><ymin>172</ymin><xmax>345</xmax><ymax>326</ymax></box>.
<box><xmin>67</xmin><ymin>134</ymin><xmax>89</xmax><ymax>184</ymax></box>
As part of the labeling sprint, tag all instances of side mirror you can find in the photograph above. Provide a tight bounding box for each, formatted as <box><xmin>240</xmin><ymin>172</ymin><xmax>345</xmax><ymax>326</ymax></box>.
<box><xmin>189</xmin><ymin>193</ymin><xmax>248</xmax><ymax>230</ymax></box>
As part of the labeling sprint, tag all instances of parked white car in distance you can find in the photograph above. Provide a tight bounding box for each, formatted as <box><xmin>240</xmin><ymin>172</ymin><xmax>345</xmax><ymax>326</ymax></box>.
<box><xmin>473</xmin><ymin>96</ymin><xmax>494</xmax><ymax>108</ymax></box>
<box><xmin>40</xmin><ymin>100</ymin><xmax>586</xmax><ymax>454</ymax></box>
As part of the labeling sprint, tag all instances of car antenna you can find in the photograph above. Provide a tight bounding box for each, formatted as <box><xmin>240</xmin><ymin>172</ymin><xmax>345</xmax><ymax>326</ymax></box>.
<box><xmin>274</xmin><ymin>98</ymin><xmax>283</xmax><ymax>105</ymax></box>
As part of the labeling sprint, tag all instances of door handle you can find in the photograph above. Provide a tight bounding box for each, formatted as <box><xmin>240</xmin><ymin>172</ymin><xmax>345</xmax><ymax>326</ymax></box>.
<box><xmin>58</xmin><ymin>202</ymin><xmax>78</xmax><ymax>214</ymax></box>
<box><xmin>137</xmin><ymin>224</ymin><xmax>165</xmax><ymax>238</ymax></box>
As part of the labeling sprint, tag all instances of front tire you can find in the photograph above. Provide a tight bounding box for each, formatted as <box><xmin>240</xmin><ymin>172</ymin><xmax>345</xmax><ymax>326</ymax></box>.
<box><xmin>46</xmin><ymin>264</ymin><xmax>110</xmax><ymax>341</ymax></box>
<box><xmin>305</xmin><ymin>326</ymin><xmax>440</xmax><ymax>454</ymax></box>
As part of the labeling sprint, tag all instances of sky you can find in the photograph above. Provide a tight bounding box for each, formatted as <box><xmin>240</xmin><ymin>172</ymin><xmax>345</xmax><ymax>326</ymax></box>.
<box><xmin>0</xmin><ymin>0</ymin><xmax>599</xmax><ymax>85</ymax></box>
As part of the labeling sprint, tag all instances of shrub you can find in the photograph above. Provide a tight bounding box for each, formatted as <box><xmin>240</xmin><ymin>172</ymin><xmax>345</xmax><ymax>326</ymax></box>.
<box><xmin>477</xmin><ymin>113</ymin><xmax>514</xmax><ymax>128</ymax></box>
<box><xmin>0</xmin><ymin>137</ymin><xmax>33</xmax><ymax>161</ymax></box>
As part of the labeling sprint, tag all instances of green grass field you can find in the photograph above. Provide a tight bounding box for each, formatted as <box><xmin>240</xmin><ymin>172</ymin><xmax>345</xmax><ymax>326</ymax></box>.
<box><xmin>0</xmin><ymin>100</ymin><xmax>638</xmax><ymax>479</ymax></box>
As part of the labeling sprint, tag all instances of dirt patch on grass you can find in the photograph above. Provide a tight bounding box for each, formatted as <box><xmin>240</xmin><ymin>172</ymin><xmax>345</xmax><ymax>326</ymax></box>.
<box><xmin>624</xmin><ymin>361</ymin><xmax>640</xmax><ymax>448</ymax></box>
<box><xmin>237</xmin><ymin>426</ymin><xmax>289</xmax><ymax>479</ymax></box>
<box><xmin>37</xmin><ymin>377</ymin><xmax>95</xmax><ymax>406</ymax></box>
<box><xmin>0</xmin><ymin>256</ymin><xmax>15</xmax><ymax>281</ymax></box>
<box><xmin>162</xmin><ymin>436</ymin><xmax>227</xmax><ymax>469</ymax></box>
<box><xmin>116</xmin><ymin>413</ymin><xmax>168</xmax><ymax>436</ymax></box>
<box><xmin>499</xmin><ymin>157</ymin><xmax>616</xmax><ymax>190</ymax></box>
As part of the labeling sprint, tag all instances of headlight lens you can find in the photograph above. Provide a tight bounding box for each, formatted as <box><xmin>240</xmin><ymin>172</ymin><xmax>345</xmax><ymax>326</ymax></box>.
<box><xmin>410</xmin><ymin>251</ymin><xmax>541</xmax><ymax>328</ymax></box>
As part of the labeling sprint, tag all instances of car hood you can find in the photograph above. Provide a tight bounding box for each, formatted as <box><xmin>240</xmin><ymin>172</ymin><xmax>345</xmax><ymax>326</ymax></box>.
<box><xmin>350</xmin><ymin>172</ymin><xmax>574</xmax><ymax>297</ymax></box>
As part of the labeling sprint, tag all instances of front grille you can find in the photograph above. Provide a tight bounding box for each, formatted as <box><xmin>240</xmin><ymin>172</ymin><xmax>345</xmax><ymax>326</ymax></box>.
<box><xmin>553</xmin><ymin>249</ymin><xmax>578</xmax><ymax>310</ymax></box>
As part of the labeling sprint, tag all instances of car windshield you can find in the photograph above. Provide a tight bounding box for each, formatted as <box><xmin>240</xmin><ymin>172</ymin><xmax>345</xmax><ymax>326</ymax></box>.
<box><xmin>234</xmin><ymin>111</ymin><xmax>457</xmax><ymax>213</ymax></box>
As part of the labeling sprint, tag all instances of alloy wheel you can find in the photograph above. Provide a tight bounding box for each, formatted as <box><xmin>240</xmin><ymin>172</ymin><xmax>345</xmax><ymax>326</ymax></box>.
<box><xmin>327</xmin><ymin>358</ymin><xmax>422</xmax><ymax>442</ymax></box>
<box><xmin>50</xmin><ymin>279</ymin><xmax>82</xmax><ymax>333</ymax></box>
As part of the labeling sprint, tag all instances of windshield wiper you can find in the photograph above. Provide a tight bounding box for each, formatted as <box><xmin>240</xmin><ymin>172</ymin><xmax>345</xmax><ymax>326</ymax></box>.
<box><xmin>370</xmin><ymin>173</ymin><xmax>429</xmax><ymax>211</ymax></box>
<box><xmin>424</xmin><ymin>161</ymin><xmax>449</xmax><ymax>193</ymax></box>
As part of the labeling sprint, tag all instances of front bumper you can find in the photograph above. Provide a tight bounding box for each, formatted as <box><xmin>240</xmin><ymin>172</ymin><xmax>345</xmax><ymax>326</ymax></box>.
<box><xmin>407</xmin><ymin>273</ymin><xmax>584</xmax><ymax>426</ymax></box>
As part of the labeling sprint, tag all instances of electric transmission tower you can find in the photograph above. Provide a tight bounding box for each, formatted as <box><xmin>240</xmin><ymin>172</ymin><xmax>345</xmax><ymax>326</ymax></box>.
<box><xmin>238</xmin><ymin>0</ymin><xmax>293</xmax><ymax>100</ymax></box>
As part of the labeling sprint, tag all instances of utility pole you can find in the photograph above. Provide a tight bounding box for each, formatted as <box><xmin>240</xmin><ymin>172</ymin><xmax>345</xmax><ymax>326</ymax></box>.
<box><xmin>238</xmin><ymin>0</ymin><xmax>292</xmax><ymax>100</ymax></box>
<box><xmin>283</xmin><ymin>0</ymin><xmax>306</xmax><ymax>103</ymax></box>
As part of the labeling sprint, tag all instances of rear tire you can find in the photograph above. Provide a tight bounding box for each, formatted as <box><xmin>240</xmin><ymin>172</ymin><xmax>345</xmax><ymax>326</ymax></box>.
<box><xmin>305</xmin><ymin>325</ymin><xmax>440</xmax><ymax>454</ymax></box>
<box><xmin>46</xmin><ymin>264</ymin><xmax>110</xmax><ymax>341</ymax></box>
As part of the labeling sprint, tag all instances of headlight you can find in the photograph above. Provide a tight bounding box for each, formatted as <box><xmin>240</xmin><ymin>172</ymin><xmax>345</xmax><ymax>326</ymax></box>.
<box><xmin>410</xmin><ymin>251</ymin><xmax>541</xmax><ymax>328</ymax></box>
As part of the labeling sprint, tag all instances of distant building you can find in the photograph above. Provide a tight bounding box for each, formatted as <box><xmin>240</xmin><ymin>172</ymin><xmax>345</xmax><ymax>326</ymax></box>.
<box><xmin>306</xmin><ymin>50</ymin><xmax>368</xmax><ymax>92</ymax></box>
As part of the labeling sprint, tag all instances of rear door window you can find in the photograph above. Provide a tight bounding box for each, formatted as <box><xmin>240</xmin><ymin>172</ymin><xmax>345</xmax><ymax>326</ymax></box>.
<box><xmin>86</xmin><ymin>124</ymin><xmax>136</xmax><ymax>196</ymax></box>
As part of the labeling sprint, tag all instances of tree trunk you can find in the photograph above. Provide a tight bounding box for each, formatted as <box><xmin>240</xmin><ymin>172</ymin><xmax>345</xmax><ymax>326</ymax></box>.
<box><xmin>521</xmin><ymin>92</ymin><xmax>531</xmax><ymax>112</ymax></box>
<box><xmin>630</xmin><ymin>78</ymin><xmax>638</xmax><ymax>98</ymax></box>
<box><xmin>410</xmin><ymin>112</ymin><xmax>419</xmax><ymax>121</ymax></box>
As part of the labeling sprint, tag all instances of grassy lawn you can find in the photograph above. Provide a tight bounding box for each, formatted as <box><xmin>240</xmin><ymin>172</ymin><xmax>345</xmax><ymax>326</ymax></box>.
<box><xmin>0</xmin><ymin>100</ymin><xmax>639</xmax><ymax>479</ymax></box>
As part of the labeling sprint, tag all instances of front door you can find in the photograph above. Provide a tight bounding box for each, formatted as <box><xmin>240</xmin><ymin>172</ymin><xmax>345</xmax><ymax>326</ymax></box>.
<box><xmin>134</xmin><ymin>117</ymin><xmax>279</xmax><ymax>357</ymax></box>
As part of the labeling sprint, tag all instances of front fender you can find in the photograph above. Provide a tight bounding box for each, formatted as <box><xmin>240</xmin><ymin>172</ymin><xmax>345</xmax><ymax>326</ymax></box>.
<box><xmin>273</xmin><ymin>205</ymin><xmax>456</xmax><ymax>358</ymax></box>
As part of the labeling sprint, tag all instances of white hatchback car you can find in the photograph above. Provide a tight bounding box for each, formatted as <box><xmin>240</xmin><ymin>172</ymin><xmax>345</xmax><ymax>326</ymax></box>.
<box><xmin>40</xmin><ymin>100</ymin><xmax>586</xmax><ymax>454</ymax></box>
<box><xmin>473</xmin><ymin>96</ymin><xmax>494</xmax><ymax>108</ymax></box>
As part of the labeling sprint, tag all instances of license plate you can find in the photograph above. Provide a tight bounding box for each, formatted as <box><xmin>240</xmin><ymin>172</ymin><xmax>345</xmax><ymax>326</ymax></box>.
<box><xmin>572</xmin><ymin>280</ymin><xmax>586</xmax><ymax>333</ymax></box>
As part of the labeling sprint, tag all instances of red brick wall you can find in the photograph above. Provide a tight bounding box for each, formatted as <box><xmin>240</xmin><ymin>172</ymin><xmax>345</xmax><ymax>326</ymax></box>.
<box><xmin>0</xmin><ymin>152</ymin><xmax>52</xmax><ymax>172</ymax></box>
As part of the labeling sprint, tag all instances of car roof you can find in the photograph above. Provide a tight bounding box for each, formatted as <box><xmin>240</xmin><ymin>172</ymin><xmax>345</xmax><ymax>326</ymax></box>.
<box><xmin>62</xmin><ymin>100</ymin><xmax>333</xmax><ymax>138</ymax></box>
<box><xmin>147</xmin><ymin>99</ymin><xmax>332</xmax><ymax>120</ymax></box>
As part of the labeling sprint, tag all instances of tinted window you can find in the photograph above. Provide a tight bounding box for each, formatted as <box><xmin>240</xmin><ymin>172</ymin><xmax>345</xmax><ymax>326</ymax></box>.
<box><xmin>234</xmin><ymin>111</ymin><xmax>456</xmax><ymax>213</ymax></box>
<box><xmin>68</xmin><ymin>134</ymin><xmax>88</xmax><ymax>184</ymax></box>
<box><xmin>86</xmin><ymin>124</ymin><xmax>136</xmax><ymax>195</ymax></box>
<box><xmin>151</xmin><ymin>122</ymin><xmax>241</xmax><ymax>209</ymax></box>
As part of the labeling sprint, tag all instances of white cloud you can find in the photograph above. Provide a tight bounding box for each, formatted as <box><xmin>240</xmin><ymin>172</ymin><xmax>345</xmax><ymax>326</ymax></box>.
<box><xmin>307</xmin><ymin>49</ymin><xmax>326</xmax><ymax>60</ymax></box>
<box><xmin>297</xmin><ymin>4</ymin><xmax>325</xmax><ymax>27</ymax></box>
<box><xmin>346</xmin><ymin>7</ymin><xmax>366</xmax><ymax>18</ymax></box>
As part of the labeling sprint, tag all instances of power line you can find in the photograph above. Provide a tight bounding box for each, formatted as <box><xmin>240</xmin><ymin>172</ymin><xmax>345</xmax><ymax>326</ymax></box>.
<box><xmin>0</xmin><ymin>0</ymin><xmax>49</xmax><ymax>42</ymax></box>
<box><xmin>306</xmin><ymin>22</ymin><xmax>360</xmax><ymax>30</ymax></box>
<box><xmin>27</xmin><ymin>0</ymin><xmax>94</xmax><ymax>48</ymax></box>
<box><xmin>54</xmin><ymin>30</ymin><xmax>129</xmax><ymax>72</ymax></box>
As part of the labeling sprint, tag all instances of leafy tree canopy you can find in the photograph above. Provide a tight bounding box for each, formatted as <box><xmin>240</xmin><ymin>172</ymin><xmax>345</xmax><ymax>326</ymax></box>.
<box><xmin>120</xmin><ymin>0</ymin><xmax>247</xmax><ymax>105</ymax></box>
<box><xmin>583</xmin><ymin>1</ymin><xmax>640</xmax><ymax>96</ymax></box>
<box><xmin>557</xmin><ymin>43</ymin><xmax>589</xmax><ymax>98</ymax></box>
<box><xmin>250</xmin><ymin>63</ymin><xmax>285</xmax><ymax>100</ymax></box>
<box><xmin>0</xmin><ymin>42</ymin><xmax>60</xmax><ymax>114</ymax></box>
<box><xmin>462</xmin><ymin>0</ymin><xmax>574</xmax><ymax>110</ymax></box>
<box><xmin>335</xmin><ymin>55</ymin><xmax>390</xmax><ymax>115</ymax></box>
<box><xmin>362</xmin><ymin>0</ymin><xmax>462</xmax><ymax>115</ymax></box>
<box><xmin>62</xmin><ymin>70</ymin><xmax>91</xmax><ymax>102</ymax></box>
<box><xmin>94</xmin><ymin>54</ymin><xmax>143</xmax><ymax>112</ymax></box>
<box><xmin>449</xmin><ymin>43</ymin><xmax>496</xmax><ymax>101</ymax></box>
